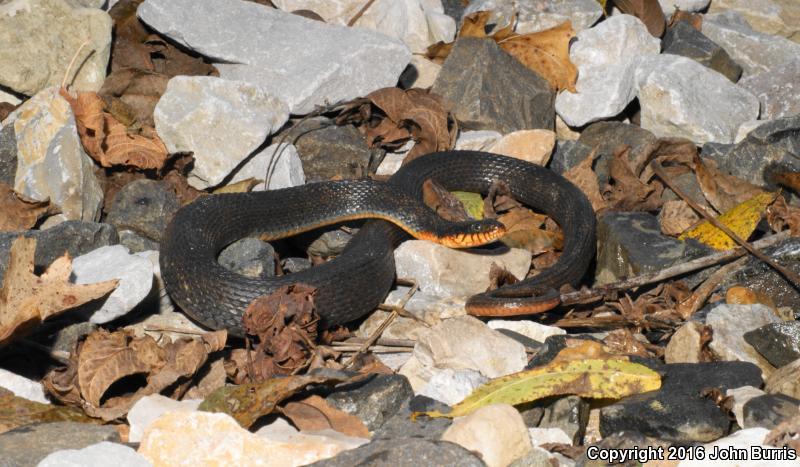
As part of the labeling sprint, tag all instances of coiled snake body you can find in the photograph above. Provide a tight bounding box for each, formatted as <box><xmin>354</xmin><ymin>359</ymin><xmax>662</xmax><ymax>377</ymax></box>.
<box><xmin>160</xmin><ymin>151</ymin><xmax>596</xmax><ymax>336</ymax></box>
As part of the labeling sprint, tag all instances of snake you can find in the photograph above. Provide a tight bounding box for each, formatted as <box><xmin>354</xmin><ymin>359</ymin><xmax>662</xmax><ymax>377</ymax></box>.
<box><xmin>160</xmin><ymin>150</ymin><xmax>596</xmax><ymax>336</ymax></box>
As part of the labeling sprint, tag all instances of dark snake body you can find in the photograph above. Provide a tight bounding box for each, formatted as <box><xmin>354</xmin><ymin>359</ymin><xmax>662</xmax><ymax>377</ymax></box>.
<box><xmin>160</xmin><ymin>151</ymin><xmax>596</xmax><ymax>336</ymax></box>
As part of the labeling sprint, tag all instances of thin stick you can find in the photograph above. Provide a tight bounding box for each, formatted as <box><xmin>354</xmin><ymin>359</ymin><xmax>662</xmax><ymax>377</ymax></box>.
<box><xmin>61</xmin><ymin>40</ymin><xmax>90</xmax><ymax>89</ymax></box>
<box><xmin>560</xmin><ymin>230</ymin><xmax>789</xmax><ymax>306</ymax></box>
<box><xmin>347</xmin><ymin>0</ymin><xmax>376</xmax><ymax>27</ymax></box>
<box><xmin>676</xmin><ymin>256</ymin><xmax>748</xmax><ymax>319</ymax></box>
<box><xmin>650</xmin><ymin>161</ymin><xmax>800</xmax><ymax>288</ymax></box>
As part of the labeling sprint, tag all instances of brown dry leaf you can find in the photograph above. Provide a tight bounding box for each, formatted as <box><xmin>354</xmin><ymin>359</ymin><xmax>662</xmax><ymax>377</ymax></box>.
<box><xmin>766</xmin><ymin>195</ymin><xmax>800</xmax><ymax>236</ymax></box>
<box><xmin>99</xmin><ymin>68</ymin><xmax>170</xmax><ymax>129</ymax></box>
<box><xmin>42</xmin><ymin>328</ymin><xmax>226</xmax><ymax>421</ymax></box>
<box><xmin>725</xmin><ymin>286</ymin><xmax>758</xmax><ymax>305</ymax></box>
<box><xmin>487</xmin><ymin>262</ymin><xmax>520</xmax><ymax>292</ymax></box>
<box><xmin>550</xmin><ymin>339</ymin><xmax>618</xmax><ymax>364</ymax></box>
<box><xmin>564</xmin><ymin>148</ymin><xmax>607</xmax><ymax>212</ymax></box>
<box><xmin>0</xmin><ymin>387</ymin><xmax>100</xmax><ymax>434</ymax></box>
<box><xmin>422</xmin><ymin>179</ymin><xmax>471</xmax><ymax>222</ymax></box>
<box><xmin>659</xmin><ymin>199</ymin><xmax>699</xmax><ymax>236</ymax></box>
<box><xmin>613</xmin><ymin>0</ymin><xmax>666</xmax><ymax>37</ymax></box>
<box><xmin>694</xmin><ymin>155</ymin><xmax>764</xmax><ymax>214</ymax></box>
<box><xmin>602</xmin><ymin>329</ymin><xmax>651</xmax><ymax>358</ymax></box>
<box><xmin>668</xmin><ymin>9</ymin><xmax>703</xmax><ymax>30</ymax></box>
<box><xmin>0</xmin><ymin>102</ymin><xmax>17</xmax><ymax>122</ymax></box>
<box><xmin>498</xmin><ymin>207</ymin><xmax>561</xmax><ymax>254</ymax></box>
<box><xmin>0</xmin><ymin>184</ymin><xmax>59</xmax><ymax>231</ymax></box>
<box><xmin>282</xmin><ymin>395</ymin><xmax>370</xmax><ymax>438</ymax></box>
<box><xmin>768</xmin><ymin>168</ymin><xmax>800</xmax><ymax>194</ymax></box>
<box><xmin>603</xmin><ymin>146</ymin><xmax>663</xmax><ymax>211</ymax></box>
<box><xmin>497</xmin><ymin>22</ymin><xmax>578</xmax><ymax>92</ymax></box>
<box><xmin>764</xmin><ymin>414</ymin><xmax>800</xmax><ymax>453</ymax></box>
<box><xmin>0</xmin><ymin>237</ymin><xmax>117</xmax><ymax>348</ymax></box>
<box><xmin>214</xmin><ymin>178</ymin><xmax>262</xmax><ymax>194</ymax></box>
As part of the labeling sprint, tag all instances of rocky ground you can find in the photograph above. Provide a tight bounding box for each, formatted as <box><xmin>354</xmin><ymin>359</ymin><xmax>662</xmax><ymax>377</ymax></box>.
<box><xmin>1</xmin><ymin>0</ymin><xmax>800</xmax><ymax>466</ymax></box>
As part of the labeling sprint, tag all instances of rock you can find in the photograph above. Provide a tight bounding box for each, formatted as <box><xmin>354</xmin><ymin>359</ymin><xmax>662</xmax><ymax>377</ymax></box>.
<box><xmin>218</xmin><ymin>238</ymin><xmax>275</xmax><ymax>279</ymax></box>
<box><xmin>633</xmin><ymin>54</ymin><xmax>759</xmax><ymax>144</ymax></box>
<box><xmin>357</xmin><ymin>310</ymin><xmax>428</xmax><ymax>341</ymax></box>
<box><xmin>528</xmin><ymin>427</ymin><xmax>572</xmax><ymax>446</ymax></box>
<box><xmin>662</xmin><ymin>20</ymin><xmax>743</xmax><ymax>82</ymax></box>
<box><xmin>153</xmin><ymin>76</ymin><xmax>289</xmax><ymax>189</ymax></box>
<box><xmin>375</xmin><ymin>152</ymin><xmax>405</xmax><ymax>177</ymax></box>
<box><xmin>577</xmin><ymin>121</ymin><xmax>658</xmax><ymax>186</ymax></box>
<box><xmin>657</xmin><ymin>0</ymin><xmax>710</xmax><ymax>12</ymax></box>
<box><xmin>352</xmin><ymin>0</ymin><xmax>455</xmax><ymax>53</ymax></box>
<box><xmin>708</xmin><ymin>0</ymin><xmax>800</xmax><ymax>41</ymax></box>
<box><xmin>743</xmin><ymin>394</ymin><xmax>800</xmax><ymax>430</ymax></box>
<box><xmin>595</xmin><ymin>212</ymin><xmax>709</xmax><ymax>285</ymax></box>
<box><xmin>726</xmin><ymin>385</ymin><xmax>767</xmax><ymax>429</ymax></box>
<box><xmin>0</xmin><ymin>368</ymin><xmax>49</xmax><ymax>404</ymax></box>
<box><xmin>744</xmin><ymin>322</ymin><xmax>800</xmax><ymax>369</ymax></box>
<box><xmin>417</xmin><ymin>368</ymin><xmax>488</xmax><ymax>405</ymax></box>
<box><xmin>432</xmin><ymin>37</ymin><xmax>554</xmax><ymax>134</ymax></box>
<box><xmin>486</xmin><ymin>129</ymin><xmax>556</xmax><ymax>166</ymax></box>
<box><xmin>681</xmin><ymin>427</ymin><xmax>798</xmax><ymax>467</ymax></box>
<box><xmin>38</xmin><ymin>441</ymin><xmax>150</xmax><ymax>467</ymax></box>
<box><xmin>600</xmin><ymin>361</ymin><xmax>762</xmax><ymax>443</ymax></box>
<box><xmin>556</xmin><ymin>15</ymin><xmax>660</xmax><ymax>127</ymax></box>
<box><xmin>665</xmin><ymin>321</ymin><xmax>704</xmax><ymax>364</ymax></box>
<box><xmin>766</xmin><ymin>358</ymin><xmax>800</xmax><ymax>399</ymax></box>
<box><xmin>702</xmin><ymin>11</ymin><xmax>800</xmax><ymax>78</ymax></box>
<box><xmin>548</xmin><ymin>139</ymin><xmax>593</xmax><ymax>175</ymax></box>
<box><xmin>138</xmin><ymin>0</ymin><xmax>411</xmax><ymax>114</ymax></box>
<box><xmin>71</xmin><ymin>245</ymin><xmax>154</xmax><ymax>324</ymax></box>
<box><xmin>0</xmin><ymin>422</ymin><xmax>120</xmax><ymax>467</ymax></box>
<box><xmin>442</xmin><ymin>404</ymin><xmax>532</xmax><ymax>467</ymax></box>
<box><xmin>254</xmin><ymin>418</ymin><xmax>369</xmax><ymax>460</ymax></box>
<box><xmin>281</xmin><ymin>257</ymin><xmax>312</xmax><ymax>274</ymax></box>
<box><xmin>307</xmin><ymin>229</ymin><xmax>354</xmax><ymax>258</ymax></box>
<box><xmin>0</xmin><ymin>221</ymin><xmax>118</xmax><ymax>284</ymax></box>
<box><xmin>127</xmin><ymin>394</ymin><xmax>203</xmax><ymax>443</ymax></box>
<box><xmin>510</xmin><ymin>446</ymin><xmax>567</xmax><ymax>467</ymax></box>
<box><xmin>0</xmin><ymin>124</ymin><xmax>16</xmax><ymax>185</ymax></box>
<box><xmin>49</xmin><ymin>322</ymin><xmax>97</xmax><ymax>355</ymax></box>
<box><xmin>739</xmin><ymin>61</ymin><xmax>800</xmax><ymax>119</ymax></box>
<box><xmin>399</xmin><ymin>55</ymin><xmax>441</xmax><ymax>89</ymax></box>
<box><xmin>538</xmin><ymin>395</ymin><xmax>590</xmax><ymax>445</ymax></box>
<box><xmin>578</xmin><ymin>431</ymin><xmax>670</xmax><ymax>467</ymax></box>
<box><xmin>706</xmin><ymin>304</ymin><xmax>782</xmax><ymax>377</ymax></box>
<box><xmin>106</xmin><ymin>180</ymin><xmax>180</xmax><ymax>247</ymax></box>
<box><xmin>394</xmin><ymin>240</ymin><xmax>531</xmax><ymax>298</ymax></box>
<box><xmin>282</xmin><ymin>117</ymin><xmax>378</xmax><ymax>182</ymax></box>
<box><xmin>0</xmin><ymin>0</ymin><xmax>111</xmax><ymax>95</ymax></box>
<box><xmin>465</xmin><ymin>0</ymin><xmax>602</xmax><ymax>34</ymax></box>
<box><xmin>487</xmin><ymin>320</ymin><xmax>565</xmax><ymax>343</ymax></box>
<box><xmin>9</xmin><ymin>87</ymin><xmax>103</xmax><ymax>221</ymax></box>
<box><xmin>326</xmin><ymin>374</ymin><xmax>413</xmax><ymax>431</ymax></box>
<box><xmin>229</xmin><ymin>142</ymin><xmax>305</xmax><ymax>191</ymax></box>
<box><xmin>139</xmin><ymin>411</ymin><xmax>362</xmax><ymax>466</ymax></box>
<box><xmin>454</xmin><ymin>130</ymin><xmax>502</xmax><ymax>151</ymax></box>
<box><xmin>307</xmin><ymin>438</ymin><xmax>485</xmax><ymax>467</ymax></box>
<box><xmin>372</xmin><ymin>396</ymin><xmax>453</xmax><ymax>440</ymax></box>
<box><xmin>735</xmin><ymin>119</ymin><xmax>766</xmax><ymax>143</ymax></box>
<box><xmin>382</xmin><ymin>285</ymin><xmax>467</xmax><ymax>324</ymax></box>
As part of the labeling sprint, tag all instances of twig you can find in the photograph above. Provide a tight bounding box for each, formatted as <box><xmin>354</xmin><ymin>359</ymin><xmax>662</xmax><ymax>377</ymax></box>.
<box><xmin>650</xmin><ymin>161</ymin><xmax>800</xmax><ymax>288</ymax></box>
<box><xmin>560</xmin><ymin>230</ymin><xmax>790</xmax><ymax>306</ymax></box>
<box><xmin>675</xmin><ymin>256</ymin><xmax>748</xmax><ymax>319</ymax></box>
<box><xmin>142</xmin><ymin>325</ymin><xmax>208</xmax><ymax>335</ymax></box>
<box><xmin>332</xmin><ymin>337</ymin><xmax>416</xmax><ymax>348</ymax></box>
<box><xmin>347</xmin><ymin>0</ymin><xmax>376</xmax><ymax>27</ymax></box>
<box><xmin>61</xmin><ymin>39</ymin><xmax>91</xmax><ymax>90</ymax></box>
<box><xmin>331</xmin><ymin>345</ymin><xmax>414</xmax><ymax>353</ymax></box>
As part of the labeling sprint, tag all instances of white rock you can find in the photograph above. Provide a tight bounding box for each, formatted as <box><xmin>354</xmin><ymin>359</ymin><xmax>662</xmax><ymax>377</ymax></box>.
<box><xmin>702</xmin><ymin>11</ymin><xmax>800</xmax><ymax>78</ymax></box>
<box><xmin>425</xmin><ymin>9</ymin><xmax>457</xmax><ymax>44</ymax></box>
<box><xmin>734</xmin><ymin>120</ymin><xmax>767</xmax><ymax>143</ymax></box>
<box><xmin>454</xmin><ymin>130</ymin><xmax>502</xmax><ymax>151</ymax></box>
<box><xmin>0</xmin><ymin>89</ymin><xmax>20</xmax><ymax>106</ymax></box>
<box><xmin>442</xmin><ymin>404</ymin><xmax>532</xmax><ymax>467</ymax></box>
<box><xmin>0</xmin><ymin>368</ymin><xmax>49</xmax><ymax>404</ymax></box>
<box><xmin>487</xmin><ymin>129</ymin><xmax>556</xmax><ymax>166</ymax></box>
<box><xmin>394</xmin><ymin>240</ymin><xmax>532</xmax><ymax>298</ymax></box>
<box><xmin>739</xmin><ymin>61</ymin><xmax>800</xmax><ymax>120</ymax></box>
<box><xmin>418</xmin><ymin>368</ymin><xmax>488</xmax><ymax>405</ymax></box>
<box><xmin>375</xmin><ymin>352</ymin><xmax>412</xmax><ymax>371</ymax></box>
<box><xmin>38</xmin><ymin>441</ymin><xmax>151</xmax><ymax>467</ymax></box>
<box><xmin>726</xmin><ymin>385</ymin><xmax>766</xmax><ymax>429</ymax></box>
<box><xmin>657</xmin><ymin>0</ymin><xmax>710</xmax><ymax>13</ymax></box>
<box><xmin>255</xmin><ymin>417</ymin><xmax>369</xmax><ymax>451</ymax></box>
<box><xmin>153</xmin><ymin>76</ymin><xmax>289</xmax><ymax>189</ymax></box>
<box><xmin>708</xmin><ymin>0</ymin><xmax>796</xmax><ymax>40</ymax></box>
<box><xmin>138</xmin><ymin>0</ymin><xmax>411</xmax><ymax>114</ymax></box>
<box><xmin>357</xmin><ymin>310</ymin><xmax>428</xmax><ymax>341</ymax></box>
<box><xmin>351</xmin><ymin>0</ymin><xmax>454</xmax><ymax>53</ymax></box>
<box><xmin>634</xmin><ymin>54</ymin><xmax>760</xmax><ymax>144</ymax></box>
<box><xmin>10</xmin><ymin>87</ymin><xmax>103</xmax><ymax>221</ymax></box>
<box><xmin>127</xmin><ymin>394</ymin><xmax>203</xmax><ymax>443</ymax></box>
<box><xmin>555</xmin><ymin>15</ymin><xmax>660</xmax><ymax>127</ymax></box>
<box><xmin>405</xmin><ymin>55</ymin><xmax>441</xmax><ymax>89</ymax></box>
<box><xmin>383</xmin><ymin>285</ymin><xmax>467</xmax><ymax>324</ymax></box>
<box><xmin>466</xmin><ymin>0</ymin><xmax>602</xmax><ymax>34</ymax></box>
<box><xmin>705</xmin><ymin>303</ymin><xmax>782</xmax><ymax>377</ymax></box>
<box><xmin>487</xmin><ymin>320</ymin><xmax>565</xmax><ymax>342</ymax></box>
<box><xmin>269</xmin><ymin>0</ymin><xmax>364</xmax><ymax>23</ymax></box>
<box><xmin>229</xmin><ymin>143</ymin><xmax>305</xmax><ymax>191</ymax></box>
<box><xmin>680</xmin><ymin>428</ymin><xmax>797</xmax><ymax>466</ymax></box>
<box><xmin>375</xmin><ymin>153</ymin><xmax>406</xmax><ymax>176</ymax></box>
<box><xmin>0</xmin><ymin>0</ymin><xmax>111</xmax><ymax>95</ymax></box>
<box><xmin>528</xmin><ymin>427</ymin><xmax>572</xmax><ymax>446</ymax></box>
<box><xmin>71</xmin><ymin>245</ymin><xmax>154</xmax><ymax>323</ymax></box>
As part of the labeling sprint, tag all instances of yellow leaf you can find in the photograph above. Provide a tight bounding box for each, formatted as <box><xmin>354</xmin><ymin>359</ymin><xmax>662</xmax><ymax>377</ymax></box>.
<box><xmin>679</xmin><ymin>192</ymin><xmax>779</xmax><ymax>250</ymax></box>
<box><xmin>415</xmin><ymin>359</ymin><xmax>661</xmax><ymax>419</ymax></box>
<box><xmin>213</xmin><ymin>178</ymin><xmax>261</xmax><ymax>194</ymax></box>
<box><xmin>452</xmin><ymin>191</ymin><xmax>484</xmax><ymax>220</ymax></box>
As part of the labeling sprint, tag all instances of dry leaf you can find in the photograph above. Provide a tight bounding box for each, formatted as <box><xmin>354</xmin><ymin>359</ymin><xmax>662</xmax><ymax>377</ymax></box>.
<box><xmin>668</xmin><ymin>9</ymin><xmax>703</xmax><ymax>31</ymax></box>
<box><xmin>603</xmin><ymin>146</ymin><xmax>663</xmax><ymax>211</ymax></box>
<box><xmin>0</xmin><ymin>238</ymin><xmax>117</xmax><ymax>347</ymax></box>
<box><xmin>99</xmin><ymin>68</ymin><xmax>171</xmax><ymax>129</ymax></box>
<box><xmin>694</xmin><ymin>155</ymin><xmax>764</xmax><ymax>214</ymax></box>
<box><xmin>563</xmin><ymin>148</ymin><xmax>607</xmax><ymax>212</ymax></box>
<box><xmin>613</xmin><ymin>0</ymin><xmax>666</xmax><ymax>37</ymax></box>
<box><xmin>680</xmin><ymin>191</ymin><xmax>779</xmax><ymax>250</ymax></box>
<box><xmin>498</xmin><ymin>207</ymin><xmax>561</xmax><ymax>254</ymax></box>
<box><xmin>0</xmin><ymin>387</ymin><xmax>99</xmax><ymax>434</ymax></box>
<box><xmin>497</xmin><ymin>22</ymin><xmax>578</xmax><ymax>92</ymax></box>
<box><xmin>422</xmin><ymin>179</ymin><xmax>472</xmax><ymax>222</ymax></box>
<box><xmin>659</xmin><ymin>199</ymin><xmax>699</xmax><ymax>236</ymax></box>
<box><xmin>766</xmin><ymin>195</ymin><xmax>800</xmax><ymax>236</ymax></box>
<box><xmin>282</xmin><ymin>395</ymin><xmax>370</xmax><ymax>438</ymax></box>
<box><xmin>0</xmin><ymin>184</ymin><xmax>59</xmax><ymax>231</ymax></box>
<box><xmin>602</xmin><ymin>329</ymin><xmax>651</xmax><ymax>358</ymax></box>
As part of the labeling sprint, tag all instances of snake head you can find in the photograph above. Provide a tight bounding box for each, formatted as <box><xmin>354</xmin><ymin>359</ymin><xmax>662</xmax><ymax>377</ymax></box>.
<box><xmin>437</xmin><ymin>219</ymin><xmax>507</xmax><ymax>248</ymax></box>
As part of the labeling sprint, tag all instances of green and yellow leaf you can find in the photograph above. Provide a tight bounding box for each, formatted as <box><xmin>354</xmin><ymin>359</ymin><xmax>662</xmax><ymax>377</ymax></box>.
<box><xmin>452</xmin><ymin>191</ymin><xmax>484</xmax><ymax>220</ymax></box>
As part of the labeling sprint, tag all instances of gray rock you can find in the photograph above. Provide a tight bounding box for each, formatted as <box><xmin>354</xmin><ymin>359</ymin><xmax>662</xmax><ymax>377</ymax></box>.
<box><xmin>0</xmin><ymin>124</ymin><xmax>15</xmax><ymax>185</ymax></box>
<box><xmin>71</xmin><ymin>245</ymin><xmax>154</xmax><ymax>324</ymax></box>
<box><xmin>0</xmin><ymin>221</ymin><xmax>118</xmax><ymax>284</ymax></box>
<box><xmin>556</xmin><ymin>15</ymin><xmax>660</xmax><ymax>127</ymax></box>
<box><xmin>465</xmin><ymin>0</ymin><xmax>602</xmax><ymax>34</ymax></box>
<box><xmin>0</xmin><ymin>368</ymin><xmax>49</xmax><ymax>404</ymax></box>
<box><xmin>442</xmin><ymin>0</ymin><xmax>467</xmax><ymax>21</ymax></box>
<box><xmin>0</xmin><ymin>422</ymin><xmax>120</xmax><ymax>467</ymax></box>
<box><xmin>657</xmin><ymin>0</ymin><xmax>710</xmax><ymax>12</ymax></box>
<box><xmin>432</xmin><ymin>37</ymin><xmax>554</xmax><ymax>134</ymax></box>
<box><xmin>744</xmin><ymin>322</ymin><xmax>800</xmax><ymax>368</ymax></box>
<box><xmin>0</xmin><ymin>0</ymin><xmax>112</xmax><ymax>95</ymax></box>
<box><xmin>9</xmin><ymin>87</ymin><xmax>103</xmax><ymax>221</ymax></box>
<box><xmin>49</xmin><ymin>322</ymin><xmax>97</xmax><ymax>355</ymax></box>
<box><xmin>153</xmin><ymin>76</ymin><xmax>289</xmax><ymax>189</ymax></box>
<box><xmin>539</xmin><ymin>395</ymin><xmax>590</xmax><ymax>445</ymax></box>
<box><xmin>577</xmin><ymin>431</ymin><xmax>670</xmax><ymax>467</ymax></box>
<box><xmin>595</xmin><ymin>212</ymin><xmax>709</xmax><ymax>285</ymax></box>
<box><xmin>138</xmin><ymin>0</ymin><xmax>410</xmax><ymax>114</ymax></box>
<box><xmin>634</xmin><ymin>54</ymin><xmax>760</xmax><ymax>144</ymax></box>
<box><xmin>662</xmin><ymin>20</ymin><xmax>743</xmax><ymax>82</ymax></box>
<box><xmin>218</xmin><ymin>238</ymin><xmax>275</xmax><ymax>279</ymax></box>
<box><xmin>326</xmin><ymin>374</ymin><xmax>413</xmax><ymax>431</ymax></box>
<box><xmin>702</xmin><ymin>11</ymin><xmax>800</xmax><ymax>78</ymax></box>
<box><xmin>117</xmin><ymin>230</ymin><xmax>159</xmax><ymax>253</ymax></box>
<box><xmin>281</xmin><ymin>257</ymin><xmax>312</xmax><ymax>273</ymax></box>
<box><xmin>106</xmin><ymin>180</ymin><xmax>180</xmax><ymax>246</ymax></box>
<box><xmin>549</xmin><ymin>139</ymin><xmax>593</xmax><ymax>175</ymax></box>
<box><xmin>767</xmin><ymin>358</ymin><xmax>800</xmax><ymax>400</ymax></box>
<box><xmin>577</xmin><ymin>121</ymin><xmax>658</xmax><ymax>187</ymax></box>
<box><xmin>308</xmin><ymin>438</ymin><xmax>485</xmax><ymax>467</ymax></box>
<box><xmin>306</xmin><ymin>229</ymin><xmax>354</xmax><ymax>258</ymax></box>
<box><xmin>229</xmin><ymin>143</ymin><xmax>305</xmax><ymax>191</ymax></box>
<box><xmin>373</xmin><ymin>396</ymin><xmax>453</xmax><ymax>440</ymax></box>
<box><xmin>726</xmin><ymin>385</ymin><xmax>767</xmax><ymax>429</ymax></box>
<box><xmin>743</xmin><ymin>394</ymin><xmax>800</xmax><ymax>430</ymax></box>
<box><xmin>706</xmin><ymin>303</ymin><xmax>782</xmax><ymax>377</ymax></box>
<box><xmin>38</xmin><ymin>441</ymin><xmax>151</xmax><ymax>467</ymax></box>
<box><xmin>739</xmin><ymin>61</ymin><xmax>800</xmax><ymax>119</ymax></box>
<box><xmin>282</xmin><ymin>118</ymin><xmax>380</xmax><ymax>182</ymax></box>
<box><xmin>708</xmin><ymin>0</ymin><xmax>799</xmax><ymax>41</ymax></box>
